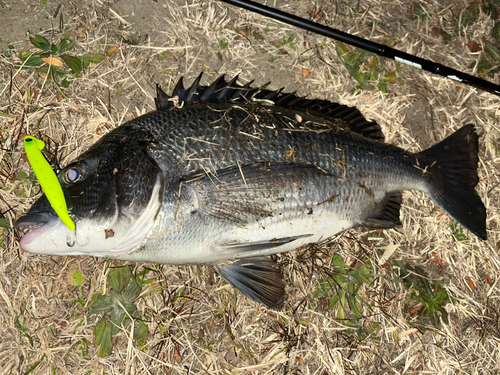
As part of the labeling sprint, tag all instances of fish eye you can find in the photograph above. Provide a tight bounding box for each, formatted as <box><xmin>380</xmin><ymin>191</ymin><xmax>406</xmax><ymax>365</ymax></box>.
<box><xmin>63</xmin><ymin>163</ymin><xmax>87</xmax><ymax>183</ymax></box>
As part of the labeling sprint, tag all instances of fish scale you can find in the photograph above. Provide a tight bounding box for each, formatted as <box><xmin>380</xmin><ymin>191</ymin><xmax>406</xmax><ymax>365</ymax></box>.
<box><xmin>16</xmin><ymin>74</ymin><xmax>486</xmax><ymax>309</ymax></box>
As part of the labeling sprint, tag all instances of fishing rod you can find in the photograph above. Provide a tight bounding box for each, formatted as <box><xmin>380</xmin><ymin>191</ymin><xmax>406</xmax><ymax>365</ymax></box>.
<box><xmin>219</xmin><ymin>0</ymin><xmax>500</xmax><ymax>97</ymax></box>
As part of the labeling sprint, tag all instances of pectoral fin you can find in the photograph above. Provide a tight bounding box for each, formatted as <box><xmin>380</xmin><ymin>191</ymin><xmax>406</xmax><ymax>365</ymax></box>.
<box><xmin>217</xmin><ymin>257</ymin><xmax>285</xmax><ymax>310</ymax></box>
<box><xmin>217</xmin><ymin>234</ymin><xmax>313</xmax><ymax>254</ymax></box>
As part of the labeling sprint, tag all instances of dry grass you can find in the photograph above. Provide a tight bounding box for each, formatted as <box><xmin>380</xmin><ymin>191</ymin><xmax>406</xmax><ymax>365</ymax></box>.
<box><xmin>1</xmin><ymin>0</ymin><xmax>500</xmax><ymax>374</ymax></box>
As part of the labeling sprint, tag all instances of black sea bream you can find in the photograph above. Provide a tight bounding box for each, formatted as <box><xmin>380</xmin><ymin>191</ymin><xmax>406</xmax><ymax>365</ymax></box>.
<box><xmin>15</xmin><ymin>74</ymin><xmax>487</xmax><ymax>309</ymax></box>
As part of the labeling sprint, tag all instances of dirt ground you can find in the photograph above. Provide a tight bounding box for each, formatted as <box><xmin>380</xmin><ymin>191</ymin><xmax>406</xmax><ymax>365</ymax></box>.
<box><xmin>1</xmin><ymin>0</ymin><xmax>500</xmax><ymax>374</ymax></box>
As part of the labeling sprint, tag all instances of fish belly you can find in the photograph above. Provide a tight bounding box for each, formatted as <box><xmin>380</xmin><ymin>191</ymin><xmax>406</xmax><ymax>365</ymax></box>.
<box><xmin>119</xmin><ymin>175</ymin><xmax>391</xmax><ymax>264</ymax></box>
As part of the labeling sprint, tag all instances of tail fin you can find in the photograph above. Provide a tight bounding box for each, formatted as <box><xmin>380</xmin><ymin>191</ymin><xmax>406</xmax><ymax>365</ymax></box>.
<box><xmin>417</xmin><ymin>124</ymin><xmax>487</xmax><ymax>240</ymax></box>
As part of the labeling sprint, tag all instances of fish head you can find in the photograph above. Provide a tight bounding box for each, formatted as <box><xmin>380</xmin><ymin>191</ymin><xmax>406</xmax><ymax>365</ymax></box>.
<box><xmin>16</xmin><ymin>139</ymin><xmax>163</xmax><ymax>257</ymax></box>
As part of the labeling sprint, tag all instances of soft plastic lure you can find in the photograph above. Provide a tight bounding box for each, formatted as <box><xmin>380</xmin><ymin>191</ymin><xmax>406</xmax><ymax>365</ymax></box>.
<box><xmin>24</xmin><ymin>136</ymin><xmax>75</xmax><ymax>231</ymax></box>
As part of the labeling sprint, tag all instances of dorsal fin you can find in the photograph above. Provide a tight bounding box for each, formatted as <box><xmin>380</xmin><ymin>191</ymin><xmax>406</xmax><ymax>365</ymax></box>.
<box><xmin>155</xmin><ymin>74</ymin><xmax>384</xmax><ymax>141</ymax></box>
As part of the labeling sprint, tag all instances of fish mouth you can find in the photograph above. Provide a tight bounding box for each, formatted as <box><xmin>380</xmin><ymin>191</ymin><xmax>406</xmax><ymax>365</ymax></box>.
<box><xmin>15</xmin><ymin>212</ymin><xmax>56</xmax><ymax>249</ymax></box>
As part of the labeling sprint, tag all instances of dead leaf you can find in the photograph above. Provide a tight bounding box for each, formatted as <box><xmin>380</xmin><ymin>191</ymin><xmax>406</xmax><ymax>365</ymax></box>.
<box><xmin>431</xmin><ymin>27</ymin><xmax>451</xmax><ymax>42</ymax></box>
<box><xmin>41</xmin><ymin>56</ymin><xmax>64</xmax><ymax>67</ymax></box>
<box><xmin>410</xmin><ymin>304</ymin><xmax>422</xmax><ymax>316</ymax></box>
<box><xmin>467</xmin><ymin>41</ymin><xmax>482</xmax><ymax>52</ymax></box>
<box><xmin>104</xmin><ymin>229</ymin><xmax>115</xmax><ymax>239</ymax></box>
<box><xmin>107</xmin><ymin>46</ymin><xmax>119</xmax><ymax>56</ymax></box>
<box><xmin>302</xmin><ymin>67</ymin><xmax>310</xmax><ymax>78</ymax></box>
<box><xmin>483</xmin><ymin>274</ymin><xmax>493</xmax><ymax>286</ymax></box>
<box><xmin>466</xmin><ymin>277</ymin><xmax>476</xmax><ymax>292</ymax></box>
<box><xmin>306</xmin><ymin>10</ymin><xmax>324</xmax><ymax>20</ymax></box>
<box><xmin>431</xmin><ymin>251</ymin><xmax>445</xmax><ymax>265</ymax></box>
<box><xmin>171</xmin><ymin>342</ymin><xmax>181</xmax><ymax>363</ymax></box>
<box><xmin>285</xmin><ymin>147</ymin><xmax>295</xmax><ymax>158</ymax></box>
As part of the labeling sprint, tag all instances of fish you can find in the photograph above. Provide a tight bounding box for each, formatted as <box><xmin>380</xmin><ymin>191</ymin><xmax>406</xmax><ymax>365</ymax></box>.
<box><xmin>15</xmin><ymin>74</ymin><xmax>487</xmax><ymax>309</ymax></box>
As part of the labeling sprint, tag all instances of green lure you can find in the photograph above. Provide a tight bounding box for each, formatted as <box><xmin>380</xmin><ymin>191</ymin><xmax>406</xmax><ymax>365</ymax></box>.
<box><xmin>24</xmin><ymin>136</ymin><xmax>75</xmax><ymax>231</ymax></box>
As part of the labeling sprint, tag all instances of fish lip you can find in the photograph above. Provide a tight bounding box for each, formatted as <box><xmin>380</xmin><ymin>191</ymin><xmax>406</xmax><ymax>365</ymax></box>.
<box><xmin>15</xmin><ymin>212</ymin><xmax>57</xmax><ymax>249</ymax></box>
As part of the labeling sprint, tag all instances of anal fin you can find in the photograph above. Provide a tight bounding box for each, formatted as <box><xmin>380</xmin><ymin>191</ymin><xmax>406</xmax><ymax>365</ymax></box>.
<box><xmin>361</xmin><ymin>192</ymin><xmax>402</xmax><ymax>229</ymax></box>
<box><xmin>217</xmin><ymin>257</ymin><xmax>285</xmax><ymax>310</ymax></box>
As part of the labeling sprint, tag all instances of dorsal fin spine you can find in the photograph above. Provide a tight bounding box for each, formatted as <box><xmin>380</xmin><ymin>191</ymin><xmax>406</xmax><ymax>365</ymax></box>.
<box><xmin>172</xmin><ymin>76</ymin><xmax>185</xmax><ymax>98</ymax></box>
<box><xmin>185</xmin><ymin>72</ymin><xmax>204</xmax><ymax>104</ymax></box>
<box><xmin>199</xmin><ymin>75</ymin><xmax>226</xmax><ymax>102</ymax></box>
<box><xmin>216</xmin><ymin>74</ymin><xmax>240</xmax><ymax>102</ymax></box>
<box><xmin>155</xmin><ymin>84</ymin><xmax>171</xmax><ymax>110</ymax></box>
